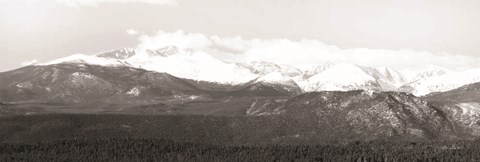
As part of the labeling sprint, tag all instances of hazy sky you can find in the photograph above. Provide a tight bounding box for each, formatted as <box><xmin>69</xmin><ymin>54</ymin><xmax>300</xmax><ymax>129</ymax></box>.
<box><xmin>2</xmin><ymin>0</ymin><xmax>480</xmax><ymax>72</ymax></box>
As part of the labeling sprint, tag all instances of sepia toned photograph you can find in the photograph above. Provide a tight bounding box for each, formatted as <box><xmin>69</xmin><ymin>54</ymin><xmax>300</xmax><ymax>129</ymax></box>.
<box><xmin>1</xmin><ymin>0</ymin><xmax>480</xmax><ymax>161</ymax></box>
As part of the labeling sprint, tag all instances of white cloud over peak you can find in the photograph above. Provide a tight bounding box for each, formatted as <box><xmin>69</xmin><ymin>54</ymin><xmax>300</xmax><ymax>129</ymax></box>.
<box><xmin>21</xmin><ymin>59</ymin><xmax>38</xmax><ymax>66</ymax></box>
<box><xmin>126</xmin><ymin>29</ymin><xmax>139</xmax><ymax>36</ymax></box>
<box><xmin>138</xmin><ymin>30</ymin><xmax>212</xmax><ymax>50</ymax></box>
<box><xmin>135</xmin><ymin>30</ymin><xmax>480</xmax><ymax>71</ymax></box>
<box><xmin>55</xmin><ymin>0</ymin><xmax>177</xmax><ymax>7</ymax></box>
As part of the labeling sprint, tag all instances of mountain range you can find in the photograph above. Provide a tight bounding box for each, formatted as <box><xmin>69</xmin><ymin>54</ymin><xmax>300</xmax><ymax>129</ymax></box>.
<box><xmin>34</xmin><ymin>47</ymin><xmax>480</xmax><ymax>96</ymax></box>
<box><xmin>1</xmin><ymin>46</ymin><xmax>480</xmax><ymax>140</ymax></box>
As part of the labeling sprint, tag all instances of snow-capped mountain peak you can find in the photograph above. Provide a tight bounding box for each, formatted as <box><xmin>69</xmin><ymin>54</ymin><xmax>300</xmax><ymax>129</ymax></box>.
<box><xmin>97</xmin><ymin>48</ymin><xmax>136</xmax><ymax>59</ymax></box>
<box><xmin>35</xmin><ymin>47</ymin><xmax>480</xmax><ymax>96</ymax></box>
<box><xmin>303</xmin><ymin>63</ymin><xmax>380</xmax><ymax>92</ymax></box>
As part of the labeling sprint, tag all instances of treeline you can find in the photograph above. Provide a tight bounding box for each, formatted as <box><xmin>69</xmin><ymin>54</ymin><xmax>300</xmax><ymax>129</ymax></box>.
<box><xmin>1</xmin><ymin>138</ymin><xmax>480</xmax><ymax>161</ymax></box>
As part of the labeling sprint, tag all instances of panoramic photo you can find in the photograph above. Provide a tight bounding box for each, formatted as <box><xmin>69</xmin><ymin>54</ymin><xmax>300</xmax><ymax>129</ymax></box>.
<box><xmin>2</xmin><ymin>0</ymin><xmax>480</xmax><ymax>161</ymax></box>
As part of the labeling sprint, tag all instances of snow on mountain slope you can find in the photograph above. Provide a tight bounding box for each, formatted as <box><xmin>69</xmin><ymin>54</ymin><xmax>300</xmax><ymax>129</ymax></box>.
<box><xmin>144</xmin><ymin>46</ymin><xmax>194</xmax><ymax>57</ymax></box>
<box><xmin>97</xmin><ymin>48</ymin><xmax>136</xmax><ymax>59</ymax></box>
<box><xmin>41</xmin><ymin>54</ymin><xmax>128</xmax><ymax>67</ymax></box>
<box><xmin>300</xmin><ymin>62</ymin><xmax>336</xmax><ymax>79</ymax></box>
<box><xmin>125</xmin><ymin>50</ymin><xmax>258</xmax><ymax>84</ymax></box>
<box><xmin>249</xmin><ymin>63</ymin><xmax>412</xmax><ymax>93</ymax></box>
<box><xmin>256</xmin><ymin>72</ymin><xmax>290</xmax><ymax>83</ymax></box>
<box><xmin>255</xmin><ymin>72</ymin><xmax>300</xmax><ymax>90</ymax></box>
<box><xmin>402</xmin><ymin>68</ymin><xmax>480</xmax><ymax>96</ymax></box>
<box><xmin>250</xmin><ymin>61</ymin><xmax>303</xmax><ymax>78</ymax></box>
<box><xmin>303</xmin><ymin>63</ymin><xmax>381</xmax><ymax>92</ymax></box>
<box><xmin>409</xmin><ymin>65</ymin><xmax>450</xmax><ymax>83</ymax></box>
<box><xmin>296</xmin><ymin>63</ymin><xmax>411</xmax><ymax>92</ymax></box>
<box><xmin>360</xmin><ymin>66</ymin><xmax>409</xmax><ymax>91</ymax></box>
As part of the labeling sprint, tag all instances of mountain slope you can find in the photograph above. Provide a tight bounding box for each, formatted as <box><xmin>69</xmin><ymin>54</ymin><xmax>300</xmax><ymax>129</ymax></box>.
<box><xmin>0</xmin><ymin>64</ymin><xmax>202</xmax><ymax>104</ymax></box>
<box><xmin>249</xmin><ymin>61</ymin><xmax>304</xmax><ymax>78</ymax></box>
<box><xmin>250</xmin><ymin>72</ymin><xmax>303</xmax><ymax>95</ymax></box>
<box><xmin>424</xmin><ymin>82</ymin><xmax>480</xmax><ymax>136</ymax></box>
<box><xmin>360</xmin><ymin>66</ymin><xmax>408</xmax><ymax>91</ymax></box>
<box><xmin>401</xmin><ymin>68</ymin><xmax>480</xmax><ymax>96</ymax></box>
<box><xmin>249</xmin><ymin>90</ymin><xmax>457</xmax><ymax>140</ymax></box>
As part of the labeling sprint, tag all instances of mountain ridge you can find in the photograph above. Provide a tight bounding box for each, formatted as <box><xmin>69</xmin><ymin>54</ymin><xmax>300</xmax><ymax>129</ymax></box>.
<box><xmin>14</xmin><ymin>47</ymin><xmax>480</xmax><ymax>96</ymax></box>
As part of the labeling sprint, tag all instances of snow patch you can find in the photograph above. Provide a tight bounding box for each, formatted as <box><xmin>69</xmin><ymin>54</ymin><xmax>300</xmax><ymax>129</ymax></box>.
<box><xmin>126</xmin><ymin>87</ymin><xmax>141</xmax><ymax>96</ymax></box>
<box><xmin>173</xmin><ymin>95</ymin><xmax>201</xmax><ymax>100</ymax></box>
<box><xmin>456</xmin><ymin>103</ymin><xmax>480</xmax><ymax>116</ymax></box>
<box><xmin>189</xmin><ymin>95</ymin><xmax>200</xmax><ymax>100</ymax></box>
<box><xmin>72</xmin><ymin>72</ymin><xmax>95</xmax><ymax>79</ymax></box>
<box><xmin>16</xmin><ymin>82</ymin><xmax>33</xmax><ymax>89</ymax></box>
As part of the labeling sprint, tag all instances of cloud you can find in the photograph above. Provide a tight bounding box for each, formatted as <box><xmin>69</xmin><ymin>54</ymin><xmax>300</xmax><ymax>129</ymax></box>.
<box><xmin>126</xmin><ymin>29</ymin><xmax>139</xmax><ymax>36</ymax></box>
<box><xmin>21</xmin><ymin>59</ymin><xmax>39</xmax><ymax>66</ymax></box>
<box><xmin>137</xmin><ymin>30</ymin><xmax>212</xmax><ymax>50</ymax></box>
<box><xmin>135</xmin><ymin>30</ymin><xmax>480</xmax><ymax>71</ymax></box>
<box><xmin>55</xmin><ymin>0</ymin><xmax>177</xmax><ymax>7</ymax></box>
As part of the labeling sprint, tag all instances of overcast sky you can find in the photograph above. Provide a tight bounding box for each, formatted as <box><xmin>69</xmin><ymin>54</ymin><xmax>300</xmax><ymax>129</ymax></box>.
<box><xmin>2</xmin><ymin>0</ymin><xmax>480</xmax><ymax>72</ymax></box>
